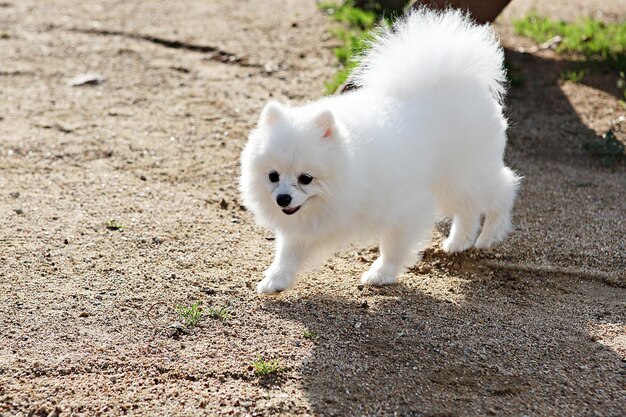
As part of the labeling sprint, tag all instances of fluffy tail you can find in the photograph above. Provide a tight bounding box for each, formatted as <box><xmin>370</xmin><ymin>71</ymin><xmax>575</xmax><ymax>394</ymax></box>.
<box><xmin>351</xmin><ymin>8</ymin><xmax>506</xmax><ymax>102</ymax></box>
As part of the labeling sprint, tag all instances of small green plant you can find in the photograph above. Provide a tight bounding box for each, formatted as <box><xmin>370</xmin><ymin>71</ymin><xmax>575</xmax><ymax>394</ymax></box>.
<box><xmin>561</xmin><ymin>69</ymin><xmax>586</xmax><ymax>83</ymax></box>
<box><xmin>252</xmin><ymin>355</ymin><xmax>282</xmax><ymax>376</ymax></box>
<box><xmin>302</xmin><ymin>329</ymin><xmax>318</xmax><ymax>340</ymax></box>
<box><xmin>206</xmin><ymin>304</ymin><xmax>230</xmax><ymax>321</ymax></box>
<box><xmin>105</xmin><ymin>219</ymin><xmax>124</xmax><ymax>230</ymax></box>
<box><xmin>176</xmin><ymin>302</ymin><xmax>204</xmax><ymax>328</ymax></box>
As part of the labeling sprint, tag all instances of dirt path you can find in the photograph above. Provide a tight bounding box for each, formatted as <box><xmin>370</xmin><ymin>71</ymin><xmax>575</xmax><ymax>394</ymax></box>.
<box><xmin>0</xmin><ymin>1</ymin><xmax>624</xmax><ymax>416</ymax></box>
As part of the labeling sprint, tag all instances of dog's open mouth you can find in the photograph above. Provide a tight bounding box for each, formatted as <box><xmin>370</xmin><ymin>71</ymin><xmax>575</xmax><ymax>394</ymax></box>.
<box><xmin>282</xmin><ymin>206</ymin><xmax>301</xmax><ymax>215</ymax></box>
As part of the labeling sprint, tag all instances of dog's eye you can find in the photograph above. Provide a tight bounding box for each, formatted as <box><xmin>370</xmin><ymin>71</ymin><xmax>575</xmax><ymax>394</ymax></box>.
<box><xmin>268</xmin><ymin>171</ymin><xmax>279</xmax><ymax>183</ymax></box>
<box><xmin>298</xmin><ymin>174</ymin><xmax>313</xmax><ymax>185</ymax></box>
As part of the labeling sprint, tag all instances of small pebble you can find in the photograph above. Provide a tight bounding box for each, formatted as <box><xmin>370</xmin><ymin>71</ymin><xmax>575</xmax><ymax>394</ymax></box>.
<box><xmin>68</xmin><ymin>72</ymin><xmax>105</xmax><ymax>86</ymax></box>
<box><xmin>169</xmin><ymin>323</ymin><xmax>185</xmax><ymax>332</ymax></box>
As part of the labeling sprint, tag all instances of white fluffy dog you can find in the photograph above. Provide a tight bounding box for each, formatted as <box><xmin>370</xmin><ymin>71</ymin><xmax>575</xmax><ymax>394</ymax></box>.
<box><xmin>240</xmin><ymin>9</ymin><xmax>520</xmax><ymax>294</ymax></box>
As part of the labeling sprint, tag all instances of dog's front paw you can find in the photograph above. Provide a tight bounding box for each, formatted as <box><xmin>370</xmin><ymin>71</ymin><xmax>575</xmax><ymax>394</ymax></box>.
<box><xmin>256</xmin><ymin>269</ymin><xmax>295</xmax><ymax>294</ymax></box>
<box><xmin>442</xmin><ymin>236</ymin><xmax>473</xmax><ymax>253</ymax></box>
<box><xmin>360</xmin><ymin>268</ymin><xmax>398</xmax><ymax>286</ymax></box>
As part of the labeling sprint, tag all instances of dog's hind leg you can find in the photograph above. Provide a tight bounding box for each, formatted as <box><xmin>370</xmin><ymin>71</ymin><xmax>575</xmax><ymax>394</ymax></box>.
<box><xmin>475</xmin><ymin>166</ymin><xmax>520</xmax><ymax>249</ymax></box>
<box><xmin>442</xmin><ymin>209</ymin><xmax>481</xmax><ymax>253</ymax></box>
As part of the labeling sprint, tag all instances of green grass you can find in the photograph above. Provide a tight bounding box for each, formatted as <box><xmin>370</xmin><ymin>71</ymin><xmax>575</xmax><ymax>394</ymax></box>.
<box><xmin>319</xmin><ymin>1</ymin><xmax>377</xmax><ymax>29</ymax></box>
<box><xmin>302</xmin><ymin>329</ymin><xmax>318</xmax><ymax>340</ymax></box>
<box><xmin>561</xmin><ymin>69</ymin><xmax>586</xmax><ymax>83</ymax></box>
<box><xmin>326</xmin><ymin>28</ymin><xmax>377</xmax><ymax>93</ymax></box>
<box><xmin>176</xmin><ymin>302</ymin><xmax>204</xmax><ymax>328</ymax></box>
<box><xmin>206</xmin><ymin>304</ymin><xmax>230</xmax><ymax>321</ymax></box>
<box><xmin>514</xmin><ymin>14</ymin><xmax>626</xmax><ymax>71</ymax></box>
<box><xmin>251</xmin><ymin>355</ymin><xmax>282</xmax><ymax>376</ymax></box>
<box><xmin>318</xmin><ymin>1</ymin><xmax>385</xmax><ymax>94</ymax></box>
<box><xmin>105</xmin><ymin>219</ymin><xmax>124</xmax><ymax>230</ymax></box>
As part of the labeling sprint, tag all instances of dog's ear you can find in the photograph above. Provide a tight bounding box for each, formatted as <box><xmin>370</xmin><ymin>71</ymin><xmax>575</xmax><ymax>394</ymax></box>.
<box><xmin>314</xmin><ymin>110</ymin><xmax>335</xmax><ymax>139</ymax></box>
<box><xmin>260</xmin><ymin>101</ymin><xmax>284</xmax><ymax>127</ymax></box>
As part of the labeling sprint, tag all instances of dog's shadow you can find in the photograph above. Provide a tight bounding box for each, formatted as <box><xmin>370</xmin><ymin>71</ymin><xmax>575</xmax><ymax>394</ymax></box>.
<box><xmin>485</xmin><ymin>48</ymin><xmax>626</xmax><ymax>278</ymax></box>
<box><xmin>263</xmin><ymin>49</ymin><xmax>625</xmax><ymax>416</ymax></box>
<box><xmin>265</xmin><ymin>253</ymin><xmax>625</xmax><ymax>415</ymax></box>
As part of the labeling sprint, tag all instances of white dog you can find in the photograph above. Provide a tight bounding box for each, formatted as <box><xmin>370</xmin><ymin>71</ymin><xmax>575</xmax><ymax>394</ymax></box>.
<box><xmin>240</xmin><ymin>8</ymin><xmax>520</xmax><ymax>294</ymax></box>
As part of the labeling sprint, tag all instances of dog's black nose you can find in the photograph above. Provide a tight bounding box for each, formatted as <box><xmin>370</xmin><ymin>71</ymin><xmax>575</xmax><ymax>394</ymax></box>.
<box><xmin>276</xmin><ymin>194</ymin><xmax>292</xmax><ymax>207</ymax></box>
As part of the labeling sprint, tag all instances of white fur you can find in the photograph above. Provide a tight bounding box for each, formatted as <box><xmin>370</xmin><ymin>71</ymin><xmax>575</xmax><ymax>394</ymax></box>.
<box><xmin>240</xmin><ymin>9</ymin><xmax>520</xmax><ymax>294</ymax></box>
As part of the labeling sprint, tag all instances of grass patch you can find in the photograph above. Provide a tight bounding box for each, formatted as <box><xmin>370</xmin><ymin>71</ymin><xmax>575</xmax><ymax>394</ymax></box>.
<box><xmin>318</xmin><ymin>1</ymin><xmax>387</xmax><ymax>94</ymax></box>
<box><xmin>302</xmin><ymin>329</ymin><xmax>318</xmax><ymax>340</ymax></box>
<box><xmin>561</xmin><ymin>69</ymin><xmax>586</xmax><ymax>83</ymax></box>
<box><xmin>105</xmin><ymin>219</ymin><xmax>124</xmax><ymax>230</ymax></box>
<box><xmin>514</xmin><ymin>14</ymin><xmax>626</xmax><ymax>71</ymax></box>
<box><xmin>252</xmin><ymin>355</ymin><xmax>282</xmax><ymax>376</ymax></box>
<box><xmin>176</xmin><ymin>302</ymin><xmax>204</xmax><ymax>328</ymax></box>
<box><xmin>319</xmin><ymin>0</ymin><xmax>377</xmax><ymax>29</ymax></box>
<box><xmin>206</xmin><ymin>304</ymin><xmax>230</xmax><ymax>321</ymax></box>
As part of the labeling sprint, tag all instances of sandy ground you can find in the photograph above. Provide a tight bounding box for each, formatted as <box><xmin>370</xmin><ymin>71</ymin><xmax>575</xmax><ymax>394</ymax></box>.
<box><xmin>0</xmin><ymin>0</ymin><xmax>624</xmax><ymax>416</ymax></box>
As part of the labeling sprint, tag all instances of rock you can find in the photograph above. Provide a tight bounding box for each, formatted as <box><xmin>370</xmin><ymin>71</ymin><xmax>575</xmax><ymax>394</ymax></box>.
<box><xmin>264</xmin><ymin>62</ymin><xmax>279</xmax><ymax>74</ymax></box>
<box><xmin>168</xmin><ymin>322</ymin><xmax>186</xmax><ymax>332</ymax></box>
<box><xmin>13</xmin><ymin>207</ymin><xmax>23</xmax><ymax>214</ymax></box>
<box><xmin>540</xmin><ymin>35</ymin><xmax>562</xmax><ymax>50</ymax></box>
<box><xmin>67</xmin><ymin>73</ymin><xmax>105</xmax><ymax>86</ymax></box>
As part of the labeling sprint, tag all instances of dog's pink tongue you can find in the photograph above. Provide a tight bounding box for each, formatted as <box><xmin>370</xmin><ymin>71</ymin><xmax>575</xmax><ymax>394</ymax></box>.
<box><xmin>283</xmin><ymin>206</ymin><xmax>300</xmax><ymax>215</ymax></box>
